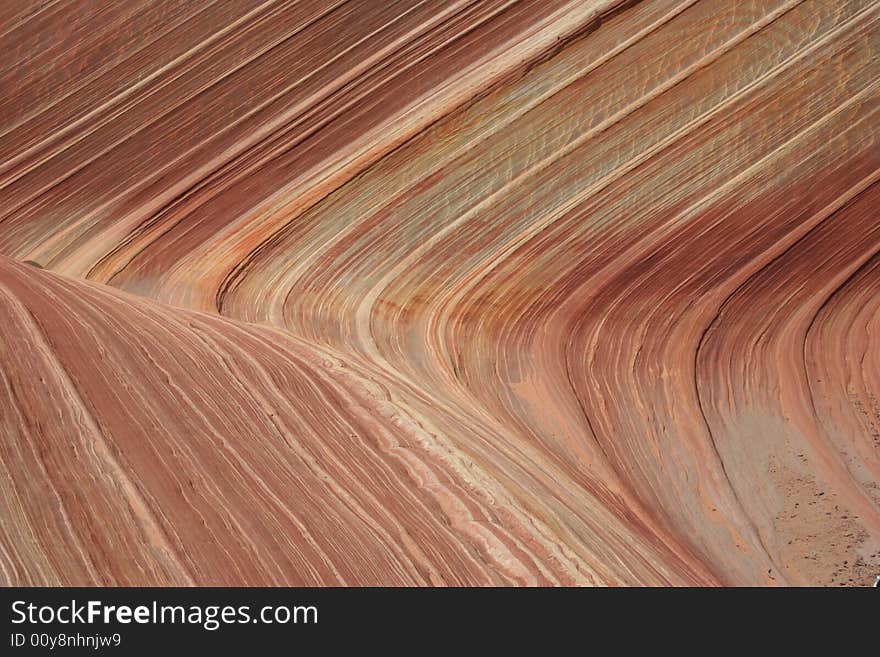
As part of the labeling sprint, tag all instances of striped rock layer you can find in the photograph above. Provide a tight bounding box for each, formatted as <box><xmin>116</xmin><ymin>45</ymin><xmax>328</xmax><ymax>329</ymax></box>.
<box><xmin>1</xmin><ymin>0</ymin><xmax>878</xmax><ymax>586</ymax></box>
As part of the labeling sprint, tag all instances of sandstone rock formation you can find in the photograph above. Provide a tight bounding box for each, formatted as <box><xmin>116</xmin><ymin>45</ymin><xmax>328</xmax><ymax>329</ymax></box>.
<box><xmin>1</xmin><ymin>0</ymin><xmax>878</xmax><ymax>585</ymax></box>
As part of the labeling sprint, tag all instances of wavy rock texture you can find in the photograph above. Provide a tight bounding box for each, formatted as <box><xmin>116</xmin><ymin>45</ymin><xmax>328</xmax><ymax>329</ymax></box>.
<box><xmin>1</xmin><ymin>0</ymin><xmax>878</xmax><ymax>586</ymax></box>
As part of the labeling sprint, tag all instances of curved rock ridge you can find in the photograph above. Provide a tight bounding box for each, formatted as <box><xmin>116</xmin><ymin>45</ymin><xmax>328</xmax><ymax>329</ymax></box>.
<box><xmin>0</xmin><ymin>0</ymin><xmax>878</xmax><ymax>585</ymax></box>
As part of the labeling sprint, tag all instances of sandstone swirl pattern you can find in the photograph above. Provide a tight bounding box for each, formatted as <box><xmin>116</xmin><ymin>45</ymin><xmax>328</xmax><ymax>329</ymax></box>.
<box><xmin>0</xmin><ymin>0</ymin><xmax>878</xmax><ymax>586</ymax></box>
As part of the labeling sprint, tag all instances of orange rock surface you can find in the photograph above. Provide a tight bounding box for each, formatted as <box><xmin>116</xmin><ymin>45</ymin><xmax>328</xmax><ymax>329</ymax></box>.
<box><xmin>1</xmin><ymin>0</ymin><xmax>878</xmax><ymax>585</ymax></box>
